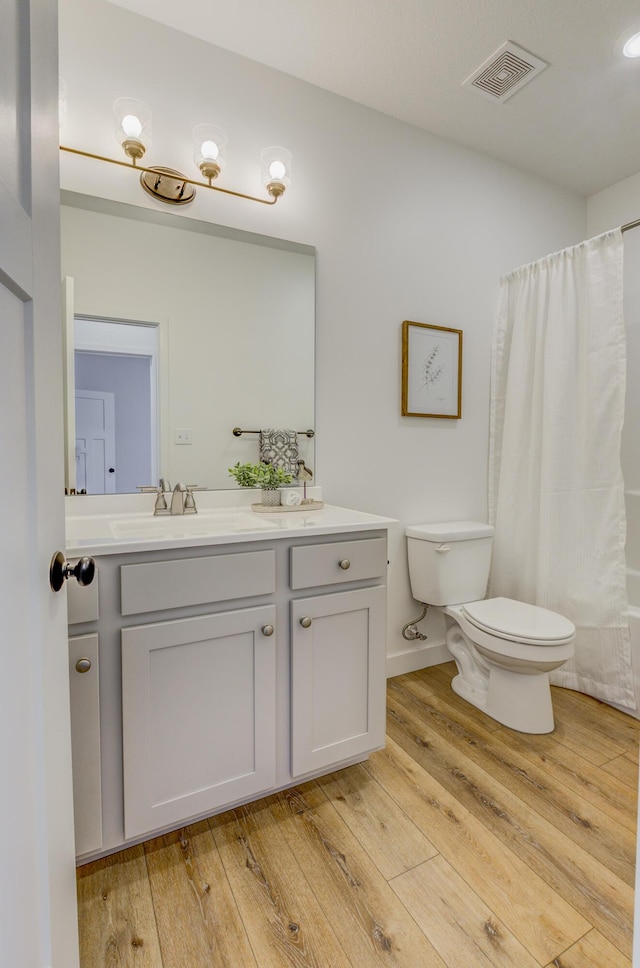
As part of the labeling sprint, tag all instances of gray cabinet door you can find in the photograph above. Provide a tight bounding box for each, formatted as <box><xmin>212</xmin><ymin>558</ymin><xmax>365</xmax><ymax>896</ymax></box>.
<box><xmin>69</xmin><ymin>634</ymin><xmax>103</xmax><ymax>856</ymax></box>
<box><xmin>291</xmin><ymin>586</ymin><xmax>386</xmax><ymax>777</ymax></box>
<box><xmin>122</xmin><ymin>605</ymin><xmax>277</xmax><ymax>839</ymax></box>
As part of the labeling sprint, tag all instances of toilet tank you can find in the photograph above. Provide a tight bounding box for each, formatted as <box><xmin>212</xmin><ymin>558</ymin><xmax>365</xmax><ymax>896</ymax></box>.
<box><xmin>406</xmin><ymin>521</ymin><xmax>494</xmax><ymax>605</ymax></box>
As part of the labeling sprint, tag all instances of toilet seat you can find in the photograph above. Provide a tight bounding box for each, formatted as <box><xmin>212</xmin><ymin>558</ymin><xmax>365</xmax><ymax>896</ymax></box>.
<box><xmin>461</xmin><ymin>597</ymin><xmax>575</xmax><ymax>647</ymax></box>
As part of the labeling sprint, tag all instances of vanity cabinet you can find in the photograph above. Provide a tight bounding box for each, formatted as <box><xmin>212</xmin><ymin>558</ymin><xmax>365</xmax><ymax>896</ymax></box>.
<box><xmin>289</xmin><ymin>536</ymin><xmax>388</xmax><ymax>776</ymax></box>
<box><xmin>66</xmin><ymin>526</ymin><xmax>388</xmax><ymax>862</ymax></box>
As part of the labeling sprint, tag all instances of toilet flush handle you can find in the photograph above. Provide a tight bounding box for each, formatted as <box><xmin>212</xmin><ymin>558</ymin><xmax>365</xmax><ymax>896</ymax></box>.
<box><xmin>435</xmin><ymin>544</ymin><xmax>451</xmax><ymax>553</ymax></box>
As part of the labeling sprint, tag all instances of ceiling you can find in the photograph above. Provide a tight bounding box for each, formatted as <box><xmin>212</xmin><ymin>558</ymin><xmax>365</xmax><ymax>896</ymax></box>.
<box><xmin>105</xmin><ymin>0</ymin><xmax>640</xmax><ymax>197</ymax></box>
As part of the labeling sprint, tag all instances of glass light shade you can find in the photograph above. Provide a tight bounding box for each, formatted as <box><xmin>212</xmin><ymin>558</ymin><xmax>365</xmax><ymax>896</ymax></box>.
<box><xmin>623</xmin><ymin>31</ymin><xmax>640</xmax><ymax>57</ymax></box>
<box><xmin>193</xmin><ymin>123</ymin><xmax>227</xmax><ymax>176</ymax></box>
<box><xmin>113</xmin><ymin>97</ymin><xmax>152</xmax><ymax>155</ymax></box>
<box><xmin>261</xmin><ymin>146</ymin><xmax>292</xmax><ymax>193</ymax></box>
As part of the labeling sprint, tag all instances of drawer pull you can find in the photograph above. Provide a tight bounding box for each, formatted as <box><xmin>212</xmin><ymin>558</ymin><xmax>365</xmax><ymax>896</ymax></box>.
<box><xmin>338</xmin><ymin>559</ymin><xmax>351</xmax><ymax>570</ymax></box>
<box><xmin>261</xmin><ymin>624</ymin><xmax>275</xmax><ymax>637</ymax></box>
<box><xmin>75</xmin><ymin>657</ymin><xmax>92</xmax><ymax>674</ymax></box>
<box><xmin>299</xmin><ymin>616</ymin><xmax>312</xmax><ymax>629</ymax></box>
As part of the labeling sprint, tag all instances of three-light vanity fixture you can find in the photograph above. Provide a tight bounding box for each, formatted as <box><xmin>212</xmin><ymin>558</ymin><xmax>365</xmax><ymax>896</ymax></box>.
<box><xmin>60</xmin><ymin>97</ymin><xmax>292</xmax><ymax>207</ymax></box>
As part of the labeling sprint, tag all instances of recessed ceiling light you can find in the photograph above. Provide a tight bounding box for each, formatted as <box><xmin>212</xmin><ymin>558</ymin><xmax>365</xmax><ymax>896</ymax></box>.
<box><xmin>623</xmin><ymin>31</ymin><xmax>640</xmax><ymax>57</ymax></box>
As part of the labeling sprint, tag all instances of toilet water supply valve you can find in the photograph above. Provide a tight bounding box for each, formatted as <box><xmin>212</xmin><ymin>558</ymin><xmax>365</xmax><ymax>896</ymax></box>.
<box><xmin>402</xmin><ymin>603</ymin><xmax>429</xmax><ymax>641</ymax></box>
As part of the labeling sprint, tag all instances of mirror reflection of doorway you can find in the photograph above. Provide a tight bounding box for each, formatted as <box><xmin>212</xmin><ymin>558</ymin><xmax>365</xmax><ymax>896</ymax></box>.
<box><xmin>75</xmin><ymin>388</ymin><xmax>116</xmax><ymax>493</ymax></box>
<box><xmin>74</xmin><ymin>318</ymin><xmax>158</xmax><ymax>493</ymax></box>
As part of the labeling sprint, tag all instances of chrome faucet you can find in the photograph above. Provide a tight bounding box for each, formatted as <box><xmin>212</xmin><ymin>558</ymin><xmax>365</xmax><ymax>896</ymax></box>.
<box><xmin>170</xmin><ymin>482</ymin><xmax>199</xmax><ymax>515</ymax></box>
<box><xmin>170</xmin><ymin>482</ymin><xmax>187</xmax><ymax>515</ymax></box>
<box><xmin>137</xmin><ymin>480</ymin><xmax>199</xmax><ymax>515</ymax></box>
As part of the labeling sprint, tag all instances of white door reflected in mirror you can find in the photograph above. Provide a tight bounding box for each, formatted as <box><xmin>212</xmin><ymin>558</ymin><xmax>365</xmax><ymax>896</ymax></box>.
<box><xmin>75</xmin><ymin>389</ymin><xmax>116</xmax><ymax>493</ymax></box>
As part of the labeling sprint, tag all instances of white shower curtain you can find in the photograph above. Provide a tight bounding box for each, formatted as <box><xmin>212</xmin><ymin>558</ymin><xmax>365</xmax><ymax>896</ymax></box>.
<box><xmin>488</xmin><ymin>229</ymin><xmax>635</xmax><ymax>708</ymax></box>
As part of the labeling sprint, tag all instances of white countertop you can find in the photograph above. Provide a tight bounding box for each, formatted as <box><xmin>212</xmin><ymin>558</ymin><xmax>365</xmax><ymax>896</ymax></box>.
<box><xmin>66</xmin><ymin>503</ymin><xmax>396</xmax><ymax>556</ymax></box>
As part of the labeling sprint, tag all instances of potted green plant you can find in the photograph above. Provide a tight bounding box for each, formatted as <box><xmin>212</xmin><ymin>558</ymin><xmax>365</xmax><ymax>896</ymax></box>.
<box><xmin>228</xmin><ymin>461</ymin><xmax>294</xmax><ymax>506</ymax></box>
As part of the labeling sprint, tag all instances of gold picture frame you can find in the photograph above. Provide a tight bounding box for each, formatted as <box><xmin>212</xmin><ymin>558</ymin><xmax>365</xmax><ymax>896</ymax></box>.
<box><xmin>401</xmin><ymin>320</ymin><xmax>462</xmax><ymax>419</ymax></box>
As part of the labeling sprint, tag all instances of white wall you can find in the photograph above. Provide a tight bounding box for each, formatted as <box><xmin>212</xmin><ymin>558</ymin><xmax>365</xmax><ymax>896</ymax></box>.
<box><xmin>59</xmin><ymin>0</ymin><xmax>587</xmax><ymax>672</ymax></box>
<box><xmin>588</xmin><ymin>171</ymin><xmax>640</xmax><ymax>236</ymax></box>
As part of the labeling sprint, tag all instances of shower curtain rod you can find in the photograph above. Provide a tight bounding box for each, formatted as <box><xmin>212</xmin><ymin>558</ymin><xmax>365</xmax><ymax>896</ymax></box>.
<box><xmin>622</xmin><ymin>217</ymin><xmax>640</xmax><ymax>233</ymax></box>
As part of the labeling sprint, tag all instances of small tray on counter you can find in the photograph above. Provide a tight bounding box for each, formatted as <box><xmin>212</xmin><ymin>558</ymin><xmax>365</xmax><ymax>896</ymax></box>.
<box><xmin>251</xmin><ymin>500</ymin><xmax>325</xmax><ymax>513</ymax></box>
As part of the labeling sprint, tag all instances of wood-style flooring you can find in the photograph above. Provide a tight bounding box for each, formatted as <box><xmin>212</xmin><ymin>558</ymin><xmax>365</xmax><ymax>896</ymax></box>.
<box><xmin>77</xmin><ymin>662</ymin><xmax>639</xmax><ymax>967</ymax></box>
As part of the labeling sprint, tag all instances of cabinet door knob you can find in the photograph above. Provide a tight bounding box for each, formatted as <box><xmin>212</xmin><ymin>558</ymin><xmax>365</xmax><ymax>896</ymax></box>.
<box><xmin>299</xmin><ymin>616</ymin><xmax>312</xmax><ymax>629</ymax></box>
<box><xmin>75</xmin><ymin>657</ymin><xmax>92</xmax><ymax>674</ymax></box>
<box><xmin>261</xmin><ymin>624</ymin><xmax>274</xmax><ymax>637</ymax></box>
<box><xmin>339</xmin><ymin>558</ymin><xmax>351</xmax><ymax>570</ymax></box>
<box><xmin>49</xmin><ymin>551</ymin><xmax>96</xmax><ymax>592</ymax></box>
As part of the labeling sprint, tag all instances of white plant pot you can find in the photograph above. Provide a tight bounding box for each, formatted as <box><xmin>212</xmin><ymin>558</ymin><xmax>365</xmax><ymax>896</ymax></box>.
<box><xmin>261</xmin><ymin>488</ymin><xmax>281</xmax><ymax>507</ymax></box>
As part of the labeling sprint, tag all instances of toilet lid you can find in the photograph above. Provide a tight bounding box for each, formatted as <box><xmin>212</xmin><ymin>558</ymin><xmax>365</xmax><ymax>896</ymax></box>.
<box><xmin>461</xmin><ymin>597</ymin><xmax>575</xmax><ymax>646</ymax></box>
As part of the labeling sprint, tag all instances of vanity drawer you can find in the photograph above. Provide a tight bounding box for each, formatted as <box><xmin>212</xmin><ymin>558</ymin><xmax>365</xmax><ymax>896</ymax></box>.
<box><xmin>290</xmin><ymin>537</ymin><xmax>387</xmax><ymax>590</ymax></box>
<box><xmin>120</xmin><ymin>550</ymin><xmax>276</xmax><ymax>616</ymax></box>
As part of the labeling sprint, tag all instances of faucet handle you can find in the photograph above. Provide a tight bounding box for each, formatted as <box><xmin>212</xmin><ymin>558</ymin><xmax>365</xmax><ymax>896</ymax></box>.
<box><xmin>154</xmin><ymin>491</ymin><xmax>168</xmax><ymax>513</ymax></box>
<box><xmin>137</xmin><ymin>485</ymin><xmax>168</xmax><ymax>514</ymax></box>
<box><xmin>184</xmin><ymin>484</ymin><xmax>204</xmax><ymax>512</ymax></box>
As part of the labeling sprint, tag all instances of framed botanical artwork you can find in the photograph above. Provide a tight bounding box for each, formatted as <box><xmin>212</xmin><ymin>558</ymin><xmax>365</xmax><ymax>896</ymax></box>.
<box><xmin>401</xmin><ymin>320</ymin><xmax>462</xmax><ymax>419</ymax></box>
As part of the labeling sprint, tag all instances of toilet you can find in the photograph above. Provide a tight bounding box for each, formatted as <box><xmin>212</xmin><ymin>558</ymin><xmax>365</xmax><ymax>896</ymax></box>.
<box><xmin>406</xmin><ymin>521</ymin><xmax>575</xmax><ymax>733</ymax></box>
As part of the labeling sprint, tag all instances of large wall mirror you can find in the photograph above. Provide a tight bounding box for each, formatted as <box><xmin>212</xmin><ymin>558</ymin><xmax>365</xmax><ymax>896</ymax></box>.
<box><xmin>60</xmin><ymin>192</ymin><xmax>315</xmax><ymax>493</ymax></box>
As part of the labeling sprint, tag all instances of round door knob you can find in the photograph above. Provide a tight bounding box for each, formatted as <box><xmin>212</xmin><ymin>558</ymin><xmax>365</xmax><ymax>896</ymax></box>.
<box><xmin>49</xmin><ymin>551</ymin><xmax>96</xmax><ymax>592</ymax></box>
<box><xmin>339</xmin><ymin>559</ymin><xmax>351</xmax><ymax>570</ymax></box>
<box><xmin>75</xmin><ymin>658</ymin><xmax>92</xmax><ymax>674</ymax></box>
<box><xmin>108</xmin><ymin>467</ymin><xmax>115</xmax><ymax>473</ymax></box>
<box><xmin>261</xmin><ymin>624</ymin><xmax>274</xmax><ymax>637</ymax></box>
<box><xmin>299</xmin><ymin>616</ymin><xmax>312</xmax><ymax>629</ymax></box>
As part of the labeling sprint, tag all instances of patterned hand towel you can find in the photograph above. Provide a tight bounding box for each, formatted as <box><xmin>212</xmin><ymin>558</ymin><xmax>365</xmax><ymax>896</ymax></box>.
<box><xmin>259</xmin><ymin>429</ymin><xmax>299</xmax><ymax>476</ymax></box>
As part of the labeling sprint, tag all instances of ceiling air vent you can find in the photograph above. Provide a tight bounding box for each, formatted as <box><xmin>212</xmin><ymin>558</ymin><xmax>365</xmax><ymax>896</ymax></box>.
<box><xmin>463</xmin><ymin>41</ymin><xmax>547</xmax><ymax>103</ymax></box>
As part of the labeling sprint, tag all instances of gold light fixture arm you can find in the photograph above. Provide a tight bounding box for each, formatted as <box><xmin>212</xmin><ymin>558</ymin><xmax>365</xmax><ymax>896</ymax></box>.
<box><xmin>60</xmin><ymin>145</ymin><xmax>279</xmax><ymax>205</ymax></box>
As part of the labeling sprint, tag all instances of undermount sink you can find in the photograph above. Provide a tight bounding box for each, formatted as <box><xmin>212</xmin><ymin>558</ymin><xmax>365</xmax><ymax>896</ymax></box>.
<box><xmin>66</xmin><ymin>507</ymin><xmax>280</xmax><ymax>545</ymax></box>
<box><xmin>110</xmin><ymin>509</ymin><xmax>279</xmax><ymax>539</ymax></box>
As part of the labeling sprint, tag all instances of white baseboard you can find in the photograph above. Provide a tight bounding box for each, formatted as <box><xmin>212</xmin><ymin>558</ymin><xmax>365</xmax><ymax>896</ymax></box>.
<box><xmin>386</xmin><ymin>641</ymin><xmax>451</xmax><ymax>679</ymax></box>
